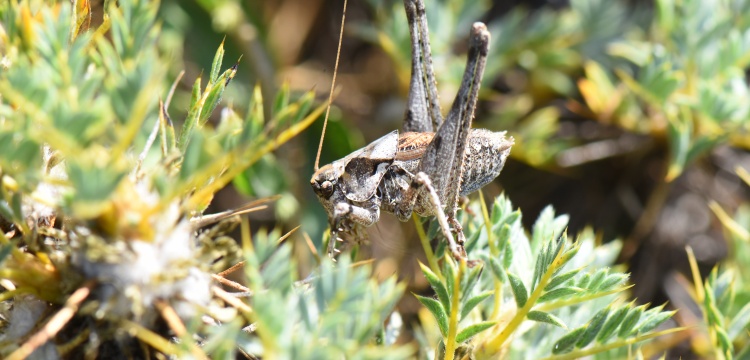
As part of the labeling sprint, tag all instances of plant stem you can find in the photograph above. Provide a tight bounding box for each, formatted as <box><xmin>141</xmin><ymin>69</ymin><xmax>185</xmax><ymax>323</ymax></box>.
<box><xmin>484</xmin><ymin>242</ymin><xmax>568</xmax><ymax>354</ymax></box>
<box><xmin>444</xmin><ymin>259</ymin><xmax>464</xmax><ymax>360</ymax></box>
<box><xmin>478</xmin><ymin>191</ymin><xmax>503</xmax><ymax>320</ymax></box>
<box><xmin>413</xmin><ymin>215</ymin><xmax>441</xmax><ymax>276</ymax></box>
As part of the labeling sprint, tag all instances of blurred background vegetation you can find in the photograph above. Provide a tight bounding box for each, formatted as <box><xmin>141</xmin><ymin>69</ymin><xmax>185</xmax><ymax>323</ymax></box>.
<box><xmin>2</xmin><ymin>0</ymin><xmax>750</xmax><ymax>358</ymax></box>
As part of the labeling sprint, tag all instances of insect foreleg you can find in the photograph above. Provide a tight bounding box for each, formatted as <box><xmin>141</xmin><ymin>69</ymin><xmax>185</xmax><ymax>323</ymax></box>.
<box><xmin>328</xmin><ymin>202</ymin><xmax>380</xmax><ymax>259</ymax></box>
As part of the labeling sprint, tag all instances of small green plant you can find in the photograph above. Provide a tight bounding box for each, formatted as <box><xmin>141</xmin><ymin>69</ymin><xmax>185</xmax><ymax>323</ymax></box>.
<box><xmin>677</xmin><ymin>168</ymin><xmax>750</xmax><ymax>359</ymax></box>
<box><xmin>408</xmin><ymin>196</ymin><xmax>678</xmax><ymax>359</ymax></box>
<box><xmin>0</xmin><ymin>0</ymin><xmax>323</xmax><ymax>358</ymax></box>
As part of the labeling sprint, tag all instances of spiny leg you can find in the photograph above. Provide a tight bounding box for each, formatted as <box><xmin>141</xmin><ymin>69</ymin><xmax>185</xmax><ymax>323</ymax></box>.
<box><xmin>328</xmin><ymin>202</ymin><xmax>379</xmax><ymax>260</ymax></box>
<box><xmin>403</xmin><ymin>0</ymin><xmax>443</xmax><ymax>133</ymax></box>
<box><xmin>414</xmin><ymin>172</ymin><xmax>464</xmax><ymax>260</ymax></box>
<box><xmin>401</xmin><ymin>23</ymin><xmax>490</xmax><ymax>253</ymax></box>
<box><xmin>438</xmin><ymin>23</ymin><xmax>491</xmax><ymax>246</ymax></box>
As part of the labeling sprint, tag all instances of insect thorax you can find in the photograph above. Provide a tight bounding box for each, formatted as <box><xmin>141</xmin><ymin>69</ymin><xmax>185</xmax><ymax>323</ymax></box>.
<box><xmin>379</xmin><ymin>129</ymin><xmax>513</xmax><ymax>221</ymax></box>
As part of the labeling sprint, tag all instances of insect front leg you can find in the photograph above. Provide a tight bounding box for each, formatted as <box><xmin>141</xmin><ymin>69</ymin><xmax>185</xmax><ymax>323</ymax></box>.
<box><xmin>328</xmin><ymin>201</ymin><xmax>380</xmax><ymax>259</ymax></box>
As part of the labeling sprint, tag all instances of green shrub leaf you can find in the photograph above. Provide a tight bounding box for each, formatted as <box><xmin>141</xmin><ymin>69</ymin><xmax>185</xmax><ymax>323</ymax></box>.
<box><xmin>508</xmin><ymin>272</ymin><xmax>528</xmax><ymax>308</ymax></box>
<box><xmin>527</xmin><ymin>310</ymin><xmax>566</xmax><ymax>328</ymax></box>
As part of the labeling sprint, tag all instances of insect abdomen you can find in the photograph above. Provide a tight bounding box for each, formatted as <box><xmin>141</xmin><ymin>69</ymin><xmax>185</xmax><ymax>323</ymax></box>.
<box><xmin>459</xmin><ymin>129</ymin><xmax>514</xmax><ymax>196</ymax></box>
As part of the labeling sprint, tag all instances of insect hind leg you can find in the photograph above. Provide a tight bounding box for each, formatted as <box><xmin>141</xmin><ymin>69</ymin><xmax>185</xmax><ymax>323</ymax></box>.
<box><xmin>413</xmin><ymin>172</ymin><xmax>466</xmax><ymax>260</ymax></box>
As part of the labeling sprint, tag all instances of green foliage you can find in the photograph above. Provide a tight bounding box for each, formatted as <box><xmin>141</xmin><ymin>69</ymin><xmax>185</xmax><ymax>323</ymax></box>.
<box><xmin>0</xmin><ymin>0</ymin><xmax>326</xmax><ymax>358</ymax></box>
<box><xmin>690</xmin><ymin>176</ymin><xmax>750</xmax><ymax>359</ymax></box>
<box><xmin>412</xmin><ymin>196</ymin><xmax>677</xmax><ymax>359</ymax></box>
<box><xmin>239</xmin><ymin>230</ymin><xmax>411</xmax><ymax>359</ymax></box>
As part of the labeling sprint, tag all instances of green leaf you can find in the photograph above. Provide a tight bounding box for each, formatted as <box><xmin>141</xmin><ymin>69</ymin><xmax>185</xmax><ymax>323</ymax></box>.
<box><xmin>527</xmin><ymin>310</ymin><xmax>566</xmax><ymax>328</ymax></box>
<box><xmin>717</xmin><ymin>327</ymin><xmax>732</xmax><ymax>355</ymax></box>
<box><xmin>461</xmin><ymin>291</ymin><xmax>493</xmax><ymax>319</ymax></box>
<box><xmin>420</xmin><ymin>262</ymin><xmax>451</xmax><ymax>313</ymax></box>
<box><xmin>597</xmin><ymin>273</ymin><xmax>629</xmax><ymax>291</ymax></box>
<box><xmin>544</xmin><ymin>268</ymin><xmax>580</xmax><ymax>291</ymax></box>
<box><xmin>488</xmin><ymin>256</ymin><xmax>506</xmax><ymax>282</ymax></box>
<box><xmin>637</xmin><ymin>310</ymin><xmax>674</xmax><ymax>334</ymax></box>
<box><xmin>508</xmin><ymin>272</ymin><xmax>528</xmax><ymax>308</ymax></box>
<box><xmin>461</xmin><ymin>263</ymin><xmax>484</xmax><ymax>301</ymax></box>
<box><xmin>729</xmin><ymin>302</ymin><xmax>750</xmax><ymax>340</ymax></box>
<box><xmin>455</xmin><ymin>321</ymin><xmax>495</xmax><ymax>343</ymax></box>
<box><xmin>618</xmin><ymin>305</ymin><xmax>645</xmax><ymax>338</ymax></box>
<box><xmin>538</xmin><ymin>287</ymin><xmax>581</xmax><ymax>303</ymax></box>
<box><xmin>576</xmin><ymin>307</ymin><xmax>610</xmax><ymax>348</ymax></box>
<box><xmin>415</xmin><ymin>294</ymin><xmax>448</xmax><ymax>338</ymax></box>
<box><xmin>209</xmin><ymin>40</ymin><xmax>225</xmax><ymax>85</ymax></box>
<box><xmin>552</xmin><ymin>327</ymin><xmax>585</xmax><ymax>354</ymax></box>
<box><xmin>502</xmin><ymin>238</ymin><xmax>514</xmax><ymax>269</ymax></box>
<box><xmin>179</xmin><ymin>76</ymin><xmax>203</xmax><ymax>150</ymax></box>
<box><xmin>588</xmin><ymin>269</ymin><xmax>607</xmax><ymax>290</ymax></box>
<box><xmin>199</xmin><ymin>64</ymin><xmax>238</xmax><ymax>127</ymax></box>
<box><xmin>68</xmin><ymin>163</ymin><xmax>126</xmax><ymax>203</ymax></box>
<box><xmin>444</xmin><ymin>259</ymin><xmax>456</xmax><ymax>298</ymax></box>
<box><xmin>597</xmin><ymin>306</ymin><xmax>629</xmax><ymax>343</ymax></box>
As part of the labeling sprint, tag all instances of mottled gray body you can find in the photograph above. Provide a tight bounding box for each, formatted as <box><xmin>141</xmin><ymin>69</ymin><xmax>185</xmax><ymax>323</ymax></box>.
<box><xmin>311</xmin><ymin>0</ymin><xmax>514</xmax><ymax>259</ymax></box>
<box><xmin>380</xmin><ymin>129</ymin><xmax>512</xmax><ymax>221</ymax></box>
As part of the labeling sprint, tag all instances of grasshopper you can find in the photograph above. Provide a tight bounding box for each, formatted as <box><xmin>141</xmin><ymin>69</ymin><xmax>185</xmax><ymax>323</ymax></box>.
<box><xmin>311</xmin><ymin>0</ymin><xmax>513</xmax><ymax>260</ymax></box>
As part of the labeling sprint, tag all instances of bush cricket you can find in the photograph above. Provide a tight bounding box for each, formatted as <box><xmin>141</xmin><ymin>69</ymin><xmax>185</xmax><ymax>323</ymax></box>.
<box><xmin>311</xmin><ymin>0</ymin><xmax>514</xmax><ymax>261</ymax></box>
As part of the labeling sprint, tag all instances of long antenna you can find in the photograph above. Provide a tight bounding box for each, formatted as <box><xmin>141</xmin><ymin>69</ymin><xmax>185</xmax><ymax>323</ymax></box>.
<box><xmin>314</xmin><ymin>0</ymin><xmax>348</xmax><ymax>171</ymax></box>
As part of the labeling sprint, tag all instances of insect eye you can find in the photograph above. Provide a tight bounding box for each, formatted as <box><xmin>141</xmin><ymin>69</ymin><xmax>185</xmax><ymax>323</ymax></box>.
<box><xmin>320</xmin><ymin>181</ymin><xmax>334</xmax><ymax>198</ymax></box>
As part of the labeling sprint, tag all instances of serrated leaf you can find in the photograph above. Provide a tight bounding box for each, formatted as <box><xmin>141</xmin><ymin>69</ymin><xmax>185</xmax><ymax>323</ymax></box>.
<box><xmin>576</xmin><ymin>307</ymin><xmax>610</xmax><ymax>348</ymax></box>
<box><xmin>455</xmin><ymin>321</ymin><xmax>496</xmax><ymax>343</ymax></box>
<box><xmin>539</xmin><ymin>287</ymin><xmax>581</xmax><ymax>303</ymax></box>
<box><xmin>527</xmin><ymin>310</ymin><xmax>566</xmax><ymax>328</ymax></box>
<box><xmin>461</xmin><ymin>291</ymin><xmax>493</xmax><ymax>319</ymax></box>
<box><xmin>415</xmin><ymin>294</ymin><xmax>448</xmax><ymax>338</ymax></box>
<box><xmin>552</xmin><ymin>327</ymin><xmax>585</xmax><ymax>354</ymax></box>
<box><xmin>508</xmin><ymin>272</ymin><xmax>528</xmax><ymax>308</ymax></box>
<box><xmin>420</xmin><ymin>262</ymin><xmax>450</xmax><ymax>313</ymax></box>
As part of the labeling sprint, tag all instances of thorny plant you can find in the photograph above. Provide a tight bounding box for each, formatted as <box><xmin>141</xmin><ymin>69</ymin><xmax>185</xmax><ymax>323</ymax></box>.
<box><xmin>0</xmin><ymin>0</ymin><xmax>684</xmax><ymax>359</ymax></box>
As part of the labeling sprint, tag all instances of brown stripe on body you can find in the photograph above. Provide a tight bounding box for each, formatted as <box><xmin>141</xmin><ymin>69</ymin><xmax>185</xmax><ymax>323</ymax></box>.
<box><xmin>397</xmin><ymin>132</ymin><xmax>434</xmax><ymax>161</ymax></box>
